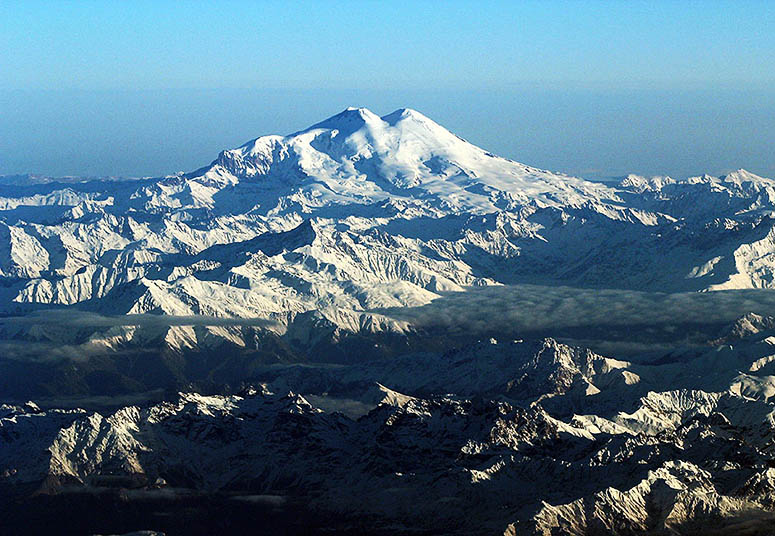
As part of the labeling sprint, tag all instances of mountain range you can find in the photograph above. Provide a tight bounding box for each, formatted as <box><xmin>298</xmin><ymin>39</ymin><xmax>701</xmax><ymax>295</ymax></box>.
<box><xmin>4</xmin><ymin>108</ymin><xmax>775</xmax><ymax>534</ymax></box>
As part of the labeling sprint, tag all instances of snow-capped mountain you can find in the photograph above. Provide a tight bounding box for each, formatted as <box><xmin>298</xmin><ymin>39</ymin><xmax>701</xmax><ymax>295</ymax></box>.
<box><xmin>3</xmin><ymin>107</ymin><xmax>775</xmax><ymax>355</ymax></box>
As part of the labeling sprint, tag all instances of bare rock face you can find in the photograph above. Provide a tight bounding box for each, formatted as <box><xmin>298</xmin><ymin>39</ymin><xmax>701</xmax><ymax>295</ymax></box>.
<box><xmin>714</xmin><ymin>312</ymin><xmax>775</xmax><ymax>344</ymax></box>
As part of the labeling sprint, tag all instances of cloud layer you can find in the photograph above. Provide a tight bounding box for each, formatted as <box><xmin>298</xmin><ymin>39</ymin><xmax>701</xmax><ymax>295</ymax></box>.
<box><xmin>375</xmin><ymin>285</ymin><xmax>775</xmax><ymax>355</ymax></box>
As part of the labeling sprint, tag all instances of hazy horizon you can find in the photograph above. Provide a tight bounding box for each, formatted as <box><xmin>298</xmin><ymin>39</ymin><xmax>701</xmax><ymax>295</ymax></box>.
<box><xmin>3</xmin><ymin>87</ymin><xmax>775</xmax><ymax>181</ymax></box>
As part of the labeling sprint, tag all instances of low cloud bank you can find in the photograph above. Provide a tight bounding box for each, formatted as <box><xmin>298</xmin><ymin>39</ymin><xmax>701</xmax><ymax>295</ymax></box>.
<box><xmin>0</xmin><ymin>310</ymin><xmax>278</xmax><ymax>329</ymax></box>
<box><xmin>0</xmin><ymin>310</ymin><xmax>278</xmax><ymax>363</ymax></box>
<box><xmin>377</xmin><ymin>285</ymin><xmax>775</xmax><ymax>331</ymax></box>
<box><xmin>375</xmin><ymin>285</ymin><xmax>775</xmax><ymax>355</ymax></box>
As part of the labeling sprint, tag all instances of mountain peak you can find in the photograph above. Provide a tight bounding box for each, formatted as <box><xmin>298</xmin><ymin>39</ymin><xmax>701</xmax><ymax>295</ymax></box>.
<box><xmin>720</xmin><ymin>168</ymin><xmax>771</xmax><ymax>185</ymax></box>
<box><xmin>195</xmin><ymin>106</ymin><xmax>619</xmax><ymax>214</ymax></box>
<box><xmin>380</xmin><ymin>107</ymin><xmax>431</xmax><ymax>125</ymax></box>
<box><xmin>306</xmin><ymin>106</ymin><xmax>384</xmax><ymax>134</ymax></box>
<box><xmin>300</xmin><ymin>107</ymin><xmax>444</xmax><ymax>136</ymax></box>
<box><xmin>339</xmin><ymin>106</ymin><xmax>380</xmax><ymax>120</ymax></box>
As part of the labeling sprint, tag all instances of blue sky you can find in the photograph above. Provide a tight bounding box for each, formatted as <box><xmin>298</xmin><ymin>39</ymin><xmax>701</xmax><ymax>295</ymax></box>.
<box><xmin>3</xmin><ymin>1</ymin><xmax>773</xmax><ymax>91</ymax></box>
<box><xmin>1</xmin><ymin>1</ymin><xmax>774</xmax><ymax>178</ymax></box>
